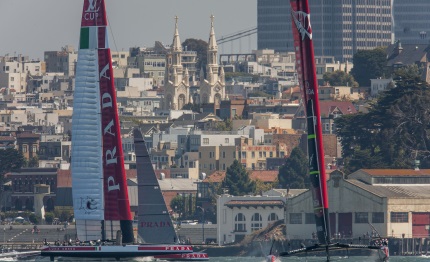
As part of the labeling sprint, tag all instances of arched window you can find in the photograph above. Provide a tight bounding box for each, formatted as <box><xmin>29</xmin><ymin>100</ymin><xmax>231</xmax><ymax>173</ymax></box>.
<box><xmin>234</xmin><ymin>213</ymin><xmax>246</xmax><ymax>232</ymax></box>
<box><xmin>251</xmin><ymin>213</ymin><xmax>262</xmax><ymax>232</ymax></box>
<box><xmin>268</xmin><ymin>213</ymin><xmax>279</xmax><ymax>222</ymax></box>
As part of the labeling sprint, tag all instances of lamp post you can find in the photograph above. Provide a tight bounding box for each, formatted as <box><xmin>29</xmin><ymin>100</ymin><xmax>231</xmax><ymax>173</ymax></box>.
<box><xmin>3</xmin><ymin>227</ymin><xmax>5</xmax><ymax>244</ymax></box>
<box><xmin>197</xmin><ymin>206</ymin><xmax>205</xmax><ymax>244</ymax></box>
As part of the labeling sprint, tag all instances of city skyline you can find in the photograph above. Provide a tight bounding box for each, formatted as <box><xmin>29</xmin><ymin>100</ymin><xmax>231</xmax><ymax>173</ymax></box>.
<box><xmin>0</xmin><ymin>0</ymin><xmax>257</xmax><ymax>60</ymax></box>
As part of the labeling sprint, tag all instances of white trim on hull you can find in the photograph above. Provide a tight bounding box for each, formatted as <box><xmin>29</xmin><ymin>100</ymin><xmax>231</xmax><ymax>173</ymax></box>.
<box><xmin>41</xmin><ymin>244</ymin><xmax>193</xmax><ymax>260</ymax></box>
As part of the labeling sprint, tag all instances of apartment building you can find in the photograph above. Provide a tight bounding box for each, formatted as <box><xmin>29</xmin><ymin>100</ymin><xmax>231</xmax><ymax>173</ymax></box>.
<box><xmin>44</xmin><ymin>46</ymin><xmax>77</xmax><ymax>77</ymax></box>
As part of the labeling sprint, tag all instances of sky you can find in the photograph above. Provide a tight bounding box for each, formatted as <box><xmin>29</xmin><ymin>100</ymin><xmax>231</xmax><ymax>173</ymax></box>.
<box><xmin>0</xmin><ymin>0</ymin><xmax>257</xmax><ymax>60</ymax></box>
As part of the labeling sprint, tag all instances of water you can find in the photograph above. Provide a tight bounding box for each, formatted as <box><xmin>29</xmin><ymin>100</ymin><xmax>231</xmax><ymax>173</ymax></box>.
<box><xmin>2</xmin><ymin>256</ymin><xmax>428</xmax><ymax>262</ymax></box>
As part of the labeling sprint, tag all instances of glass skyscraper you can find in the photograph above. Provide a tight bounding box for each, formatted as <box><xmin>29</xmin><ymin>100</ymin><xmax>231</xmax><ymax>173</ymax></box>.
<box><xmin>258</xmin><ymin>0</ymin><xmax>393</xmax><ymax>62</ymax></box>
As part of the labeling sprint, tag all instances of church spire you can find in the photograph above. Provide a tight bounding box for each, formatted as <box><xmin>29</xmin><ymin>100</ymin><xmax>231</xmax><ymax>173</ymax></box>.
<box><xmin>171</xmin><ymin>16</ymin><xmax>183</xmax><ymax>84</ymax></box>
<box><xmin>208</xmin><ymin>14</ymin><xmax>218</xmax><ymax>52</ymax></box>
<box><xmin>206</xmin><ymin>15</ymin><xmax>219</xmax><ymax>83</ymax></box>
<box><xmin>172</xmin><ymin>16</ymin><xmax>182</xmax><ymax>52</ymax></box>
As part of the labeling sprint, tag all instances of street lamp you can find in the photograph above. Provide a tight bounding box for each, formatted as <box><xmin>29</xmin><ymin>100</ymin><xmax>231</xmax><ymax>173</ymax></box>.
<box><xmin>197</xmin><ymin>206</ymin><xmax>205</xmax><ymax>244</ymax></box>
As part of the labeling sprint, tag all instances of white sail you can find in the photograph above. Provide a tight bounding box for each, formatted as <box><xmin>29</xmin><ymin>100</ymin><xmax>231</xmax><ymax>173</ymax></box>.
<box><xmin>71</xmin><ymin>49</ymin><xmax>104</xmax><ymax>241</ymax></box>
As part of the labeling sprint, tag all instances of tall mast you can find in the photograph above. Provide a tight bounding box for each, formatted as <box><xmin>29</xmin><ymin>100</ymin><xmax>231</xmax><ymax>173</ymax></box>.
<box><xmin>290</xmin><ymin>0</ymin><xmax>330</xmax><ymax>245</ymax></box>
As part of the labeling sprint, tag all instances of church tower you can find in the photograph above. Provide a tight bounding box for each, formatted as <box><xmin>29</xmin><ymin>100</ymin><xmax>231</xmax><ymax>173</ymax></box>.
<box><xmin>164</xmin><ymin>16</ymin><xmax>190</xmax><ymax>110</ymax></box>
<box><xmin>200</xmin><ymin>15</ymin><xmax>225</xmax><ymax>105</ymax></box>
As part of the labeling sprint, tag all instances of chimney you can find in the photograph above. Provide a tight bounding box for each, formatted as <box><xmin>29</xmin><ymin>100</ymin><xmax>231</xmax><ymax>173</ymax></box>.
<box><xmin>395</xmin><ymin>40</ymin><xmax>403</xmax><ymax>55</ymax></box>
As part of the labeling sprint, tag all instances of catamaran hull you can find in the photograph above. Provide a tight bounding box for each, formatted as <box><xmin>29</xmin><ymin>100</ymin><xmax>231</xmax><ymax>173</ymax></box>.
<box><xmin>154</xmin><ymin>252</ymin><xmax>209</xmax><ymax>261</ymax></box>
<box><xmin>41</xmin><ymin>245</ymin><xmax>193</xmax><ymax>259</ymax></box>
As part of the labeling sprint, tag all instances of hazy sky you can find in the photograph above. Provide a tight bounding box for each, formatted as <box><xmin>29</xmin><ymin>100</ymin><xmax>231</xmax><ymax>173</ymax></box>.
<box><xmin>0</xmin><ymin>0</ymin><xmax>257</xmax><ymax>60</ymax></box>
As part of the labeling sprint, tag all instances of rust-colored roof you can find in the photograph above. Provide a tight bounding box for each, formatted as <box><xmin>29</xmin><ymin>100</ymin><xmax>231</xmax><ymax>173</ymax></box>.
<box><xmin>319</xmin><ymin>101</ymin><xmax>357</xmax><ymax>117</ymax></box>
<box><xmin>205</xmin><ymin>170</ymin><xmax>279</xmax><ymax>183</ymax></box>
<box><xmin>204</xmin><ymin>171</ymin><xmax>226</xmax><ymax>183</ymax></box>
<box><xmin>0</xmin><ymin>136</ymin><xmax>15</xmax><ymax>141</ymax></box>
<box><xmin>57</xmin><ymin>169</ymin><xmax>72</xmax><ymax>188</ymax></box>
<box><xmin>360</xmin><ymin>169</ymin><xmax>430</xmax><ymax>177</ymax></box>
<box><xmin>16</xmin><ymin>133</ymin><xmax>40</xmax><ymax>139</ymax></box>
<box><xmin>225</xmin><ymin>200</ymin><xmax>284</xmax><ymax>208</ymax></box>
<box><xmin>249</xmin><ymin>170</ymin><xmax>278</xmax><ymax>183</ymax></box>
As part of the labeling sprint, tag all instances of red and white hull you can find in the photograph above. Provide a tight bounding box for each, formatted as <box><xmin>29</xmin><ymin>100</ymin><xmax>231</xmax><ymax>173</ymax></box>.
<box><xmin>41</xmin><ymin>244</ymin><xmax>193</xmax><ymax>260</ymax></box>
<box><xmin>154</xmin><ymin>252</ymin><xmax>209</xmax><ymax>261</ymax></box>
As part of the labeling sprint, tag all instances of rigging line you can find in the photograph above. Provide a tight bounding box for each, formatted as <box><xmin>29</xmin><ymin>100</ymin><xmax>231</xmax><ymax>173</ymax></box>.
<box><xmin>107</xmin><ymin>16</ymin><xmax>126</xmax><ymax>76</ymax></box>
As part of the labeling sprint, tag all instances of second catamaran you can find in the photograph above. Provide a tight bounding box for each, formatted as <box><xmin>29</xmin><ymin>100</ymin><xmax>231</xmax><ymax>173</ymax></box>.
<box><xmin>280</xmin><ymin>0</ymin><xmax>389</xmax><ymax>261</ymax></box>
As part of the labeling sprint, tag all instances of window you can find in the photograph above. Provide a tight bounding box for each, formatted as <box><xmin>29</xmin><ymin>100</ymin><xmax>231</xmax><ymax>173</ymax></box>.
<box><xmin>32</xmin><ymin>145</ymin><xmax>37</xmax><ymax>153</ymax></box>
<box><xmin>290</xmin><ymin>213</ymin><xmax>302</xmax><ymax>224</ymax></box>
<box><xmin>222</xmin><ymin>152</ymin><xmax>225</xmax><ymax>158</ymax></box>
<box><xmin>268</xmin><ymin>213</ymin><xmax>278</xmax><ymax>222</ymax></box>
<box><xmin>355</xmin><ymin>212</ymin><xmax>368</xmax><ymax>223</ymax></box>
<box><xmin>305</xmin><ymin>213</ymin><xmax>315</xmax><ymax>224</ymax></box>
<box><xmin>391</xmin><ymin>212</ymin><xmax>408</xmax><ymax>223</ymax></box>
<box><xmin>372</xmin><ymin>212</ymin><xmax>384</xmax><ymax>223</ymax></box>
<box><xmin>252</xmin><ymin>152</ymin><xmax>255</xmax><ymax>158</ymax></box>
<box><xmin>235</xmin><ymin>213</ymin><xmax>246</xmax><ymax>232</ymax></box>
<box><xmin>203</xmin><ymin>138</ymin><xmax>209</xmax><ymax>145</ymax></box>
<box><xmin>251</xmin><ymin>213</ymin><xmax>262</xmax><ymax>232</ymax></box>
<box><xmin>241</xmin><ymin>152</ymin><xmax>246</xmax><ymax>159</ymax></box>
<box><xmin>22</xmin><ymin>145</ymin><xmax>28</xmax><ymax>153</ymax></box>
<box><xmin>225</xmin><ymin>138</ymin><xmax>229</xmax><ymax>143</ymax></box>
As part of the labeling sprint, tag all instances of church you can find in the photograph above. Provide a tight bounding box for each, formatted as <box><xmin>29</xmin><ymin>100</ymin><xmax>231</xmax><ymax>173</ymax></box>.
<box><xmin>163</xmin><ymin>16</ymin><xmax>225</xmax><ymax>110</ymax></box>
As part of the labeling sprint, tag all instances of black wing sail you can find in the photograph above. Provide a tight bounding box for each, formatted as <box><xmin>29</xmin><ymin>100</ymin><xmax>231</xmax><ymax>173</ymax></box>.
<box><xmin>134</xmin><ymin>128</ymin><xmax>178</xmax><ymax>244</ymax></box>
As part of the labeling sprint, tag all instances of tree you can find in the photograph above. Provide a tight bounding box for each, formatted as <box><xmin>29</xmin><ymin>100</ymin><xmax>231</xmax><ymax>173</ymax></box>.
<box><xmin>29</xmin><ymin>213</ymin><xmax>40</xmax><ymax>225</ymax></box>
<box><xmin>278</xmin><ymin>147</ymin><xmax>309</xmax><ymax>189</ymax></box>
<box><xmin>0</xmin><ymin>148</ymin><xmax>24</xmax><ymax>184</ymax></box>
<box><xmin>26</xmin><ymin>156</ymin><xmax>39</xmax><ymax>168</ymax></box>
<box><xmin>335</xmin><ymin>65</ymin><xmax>430</xmax><ymax>173</ymax></box>
<box><xmin>222</xmin><ymin>160</ymin><xmax>255</xmax><ymax>196</ymax></box>
<box><xmin>254</xmin><ymin>179</ymin><xmax>276</xmax><ymax>194</ymax></box>
<box><xmin>170</xmin><ymin>195</ymin><xmax>185</xmax><ymax>218</ymax></box>
<box><xmin>182</xmin><ymin>38</ymin><xmax>208</xmax><ymax>74</ymax></box>
<box><xmin>323</xmin><ymin>70</ymin><xmax>358</xmax><ymax>87</ymax></box>
<box><xmin>45</xmin><ymin>212</ymin><xmax>54</xmax><ymax>224</ymax></box>
<box><xmin>350</xmin><ymin>47</ymin><xmax>387</xmax><ymax>87</ymax></box>
<box><xmin>214</xmin><ymin>118</ymin><xmax>232</xmax><ymax>131</ymax></box>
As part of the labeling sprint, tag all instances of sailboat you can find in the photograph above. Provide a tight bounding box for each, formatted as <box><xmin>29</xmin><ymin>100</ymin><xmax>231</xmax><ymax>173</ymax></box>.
<box><xmin>279</xmin><ymin>1</ymin><xmax>389</xmax><ymax>261</ymax></box>
<box><xmin>40</xmin><ymin>0</ymin><xmax>193</xmax><ymax>260</ymax></box>
<box><xmin>134</xmin><ymin>128</ymin><xmax>209</xmax><ymax>261</ymax></box>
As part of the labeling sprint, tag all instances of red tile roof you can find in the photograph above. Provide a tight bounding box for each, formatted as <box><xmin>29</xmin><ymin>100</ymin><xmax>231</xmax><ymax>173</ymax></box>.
<box><xmin>360</xmin><ymin>169</ymin><xmax>430</xmax><ymax>177</ymax></box>
<box><xmin>204</xmin><ymin>171</ymin><xmax>225</xmax><ymax>183</ymax></box>
<box><xmin>249</xmin><ymin>170</ymin><xmax>278</xmax><ymax>183</ymax></box>
<box><xmin>319</xmin><ymin>101</ymin><xmax>357</xmax><ymax>117</ymax></box>
<box><xmin>225</xmin><ymin>200</ymin><xmax>284</xmax><ymax>207</ymax></box>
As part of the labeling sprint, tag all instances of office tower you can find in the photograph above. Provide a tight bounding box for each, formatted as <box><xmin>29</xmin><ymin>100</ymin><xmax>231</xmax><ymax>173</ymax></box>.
<box><xmin>393</xmin><ymin>0</ymin><xmax>430</xmax><ymax>44</ymax></box>
<box><xmin>258</xmin><ymin>0</ymin><xmax>393</xmax><ymax>62</ymax></box>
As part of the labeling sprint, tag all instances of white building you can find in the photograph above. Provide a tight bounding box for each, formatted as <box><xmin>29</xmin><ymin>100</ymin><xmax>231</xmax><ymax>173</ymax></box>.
<box><xmin>370</xmin><ymin>78</ymin><xmax>393</xmax><ymax>98</ymax></box>
<box><xmin>216</xmin><ymin>193</ymin><xmax>287</xmax><ymax>245</ymax></box>
<box><xmin>286</xmin><ymin>169</ymin><xmax>430</xmax><ymax>240</ymax></box>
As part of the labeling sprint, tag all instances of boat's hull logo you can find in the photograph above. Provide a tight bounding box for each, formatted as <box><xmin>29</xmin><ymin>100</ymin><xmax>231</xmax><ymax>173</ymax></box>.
<box><xmin>80</xmin><ymin>196</ymin><xmax>98</xmax><ymax>214</ymax></box>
